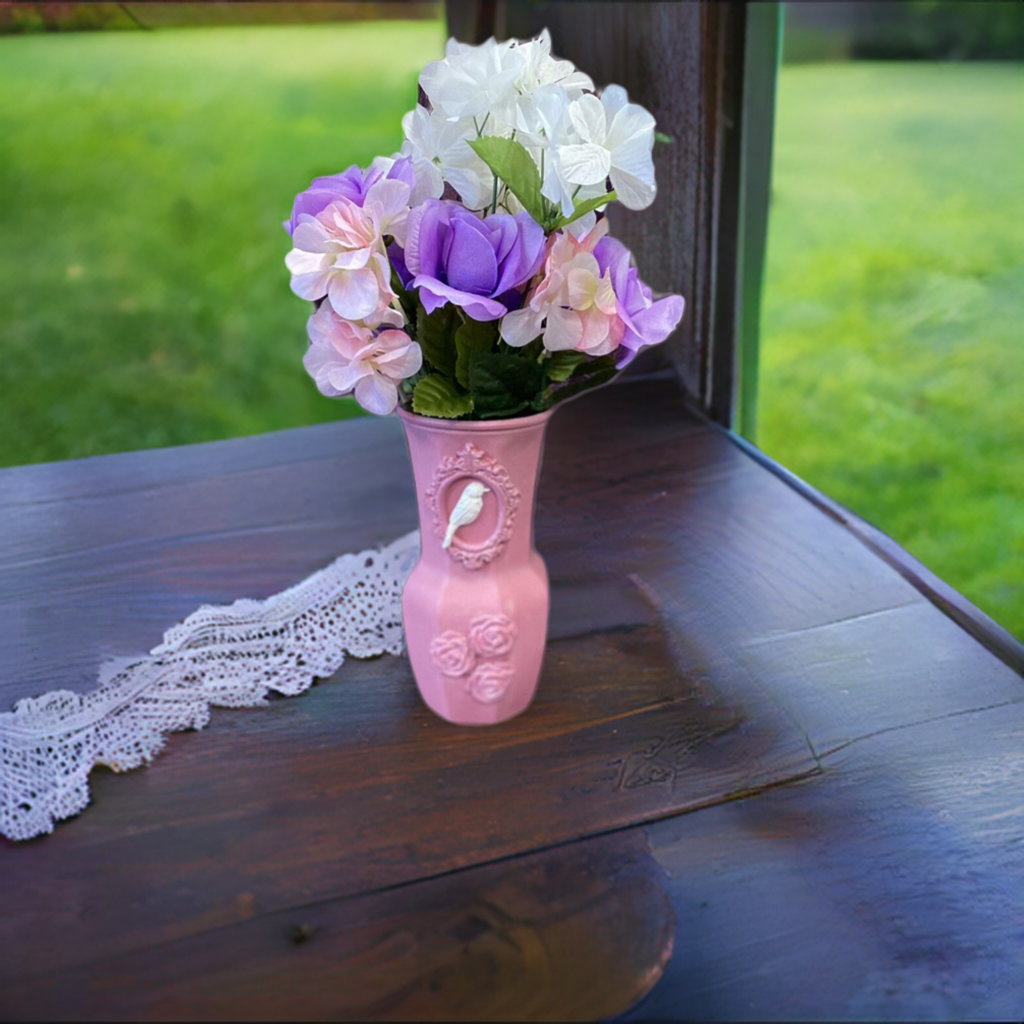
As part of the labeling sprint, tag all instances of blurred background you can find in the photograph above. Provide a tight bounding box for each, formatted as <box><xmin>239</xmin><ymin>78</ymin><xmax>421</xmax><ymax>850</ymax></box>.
<box><xmin>758</xmin><ymin>2</ymin><xmax>1023</xmax><ymax>640</ymax></box>
<box><xmin>0</xmin><ymin>1</ymin><xmax>442</xmax><ymax>466</ymax></box>
<box><xmin>0</xmin><ymin>1</ymin><xmax>1021</xmax><ymax>637</ymax></box>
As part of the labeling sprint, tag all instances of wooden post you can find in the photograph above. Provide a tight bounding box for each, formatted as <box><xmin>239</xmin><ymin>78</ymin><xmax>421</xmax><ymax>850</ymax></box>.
<box><xmin>447</xmin><ymin>0</ymin><xmax>753</xmax><ymax>425</ymax></box>
<box><xmin>735</xmin><ymin>1</ymin><xmax>782</xmax><ymax>440</ymax></box>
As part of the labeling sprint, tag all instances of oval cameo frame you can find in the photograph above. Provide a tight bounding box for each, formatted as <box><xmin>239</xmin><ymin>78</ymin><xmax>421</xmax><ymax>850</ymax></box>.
<box><xmin>425</xmin><ymin>443</ymin><xmax>520</xmax><ymax>570</ymax></box>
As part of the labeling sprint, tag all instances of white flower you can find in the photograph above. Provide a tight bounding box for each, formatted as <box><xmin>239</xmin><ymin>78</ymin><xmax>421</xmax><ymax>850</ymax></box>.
<box><xmin>421</xmin><ymin>31</ymin><xmax>590</xmax><ymax>132</ymax></box>
<box><xmin>507</xmin><ymin>31</ymin><xmax>592</xmax><ymax>143</ymax></box>
<box><xmin>543</xmin><ymin>86</ymin><xmax>656</xmax><ymax>216</ymax></box>
<box><xmin>285</xmin><ymin>178</ymin><xmax>410</xmax><ymax>323</ymax></box>
<box><xmin>400</xmin><ymin>105</ymin><xmax>494</xmax><ymax>211</ymax></box>
<box><xmin>513</xmin><ymin>29</ymin><xmax>594</xmax><ymax>98</ymax></box>
<box><xmin>504</xmin><ymin>81</ymin><xmax>568</xmax><ymax>179</ymax></box>
<box><xmin>402</xmin><ymin>34</ymin><xmax>656</xmax><ymax>221</ymax></box>
<box><xmin>419</xmin><ymin>36</ymin><xmax>525</xmax><ymax>123</ymax></box>
<box><xmin>302</xmin><ymin>303</ymin><xmax>420</xmax><ymax>416</ymax></box>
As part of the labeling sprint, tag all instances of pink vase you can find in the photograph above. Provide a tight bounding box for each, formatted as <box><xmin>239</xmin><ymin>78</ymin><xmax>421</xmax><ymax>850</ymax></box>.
<box><xmin>397</xmin><ymin>407</ymin><xmax>554</xmax><ymax>726</ymax></box>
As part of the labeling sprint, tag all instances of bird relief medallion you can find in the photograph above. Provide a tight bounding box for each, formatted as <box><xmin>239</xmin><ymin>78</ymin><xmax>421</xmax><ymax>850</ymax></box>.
<box><xmin>425</xmin><ymin>443</ymin><xmax>520</xmax><ymax>570</ymax></box>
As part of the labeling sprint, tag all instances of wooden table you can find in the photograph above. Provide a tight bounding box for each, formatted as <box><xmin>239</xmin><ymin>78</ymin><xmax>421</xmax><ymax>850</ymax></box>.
<box><xmin>2</xmin><ymin>376</ymin><xmax>1022</xmax><ymax>1020</ymax></box>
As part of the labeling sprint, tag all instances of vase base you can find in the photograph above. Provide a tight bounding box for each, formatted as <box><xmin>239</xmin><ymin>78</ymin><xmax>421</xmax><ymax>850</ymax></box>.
<box><xmin>417</xmin><ymin>691</ymin><xmax>537</xmax><ymax>727</ymax></box>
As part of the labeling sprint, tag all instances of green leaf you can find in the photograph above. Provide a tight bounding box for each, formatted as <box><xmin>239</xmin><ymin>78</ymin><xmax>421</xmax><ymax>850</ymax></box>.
<box><xmin>468</xmin><ymin>349</ymin><xmax>545</xmax><ymax>419</ymax></box>
<box><xmin>399</xmin><ymin>366</ymin><xmax>428</xmax><ymax>396</ymax></box>
<box><xmin>570</xmin><ymin>353</ymin><xmax>618</xmax><ymax>378</ymax></box>
<box><xmin>547</xmin><ymin>364</ymin><xmax>618</xmax><ymax>408</ymax></box>
<box><xmin>545</xmin><ymin>351</ymin><xmax>588</xmax><ymax>382</ymax></box>
<box><xmin>416</xmin><ymin>301</ymin><xmax>457</xmax><ymax>378</ymax></box>
<box><xmin>519</xmin><ymin>337</ymin><xmax>544</xmax><ymax>361</ymax></box>
<box><xmin>535</xmin><ymin>355</ymin><xmax>620</xmax><ymax>410</ymax></box>
<box><xmin>467</xmin><ymin>136</ymin><xmax>546</xmax><ymax>225</ymax></box>
<box><xmin>454</xmin><ymin>317</ymin><xmax>499</xmax><ymax>388</ymax></box>
<box><xmin>554</xmin><ymin>190</ymin><xmax>617</xmax><ymax>230</ymax></box>
<box><xmin>654</xmin><ymin>131</ymin><xmax>674</xmax><ymax>146</ymax></box>
<box><xmin>412</xmin><ymin>373</ymin><xmax>474</xmax><ymax>419</ymax></box>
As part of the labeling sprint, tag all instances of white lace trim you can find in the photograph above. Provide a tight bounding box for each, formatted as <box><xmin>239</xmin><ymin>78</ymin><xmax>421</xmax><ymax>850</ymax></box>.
<box><xmin>0</xmin><ymin>531</ymin><xmax>420</xmax><ymax>843</ymax></box>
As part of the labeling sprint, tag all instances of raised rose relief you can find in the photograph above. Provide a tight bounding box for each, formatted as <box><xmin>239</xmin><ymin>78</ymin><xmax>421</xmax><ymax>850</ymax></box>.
<box><xmin>430</xmin><ymin>613</ymin><xmax>518</xmax><ymax>703</ymax></box>
<box><xmin>429</xmin><ymin>630</ymin><xmax>475</xmax><ymax>677</ymax></box>
<box><xmin>465</xmin><ymin>662</ymin><xmax>514</xmax><ymax>704</ymax></box>
<box><xmin>468</xmin><ymin>614</ymin><xmax>517</xmax><ymax>658</ymax></box>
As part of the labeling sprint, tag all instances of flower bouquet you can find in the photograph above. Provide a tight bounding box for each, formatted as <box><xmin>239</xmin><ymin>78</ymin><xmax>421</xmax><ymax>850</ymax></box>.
<box><xmin>285</xmin><ymin>31</ymin><xmax>684</xmax><ymax>725</ymax></box>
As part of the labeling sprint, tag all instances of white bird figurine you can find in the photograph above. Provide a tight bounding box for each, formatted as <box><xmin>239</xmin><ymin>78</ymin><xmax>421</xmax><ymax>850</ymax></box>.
<box><xmin>443</xmin><ymin>481</ymin><xmax>491</xmax><ymax>549</ymax></box>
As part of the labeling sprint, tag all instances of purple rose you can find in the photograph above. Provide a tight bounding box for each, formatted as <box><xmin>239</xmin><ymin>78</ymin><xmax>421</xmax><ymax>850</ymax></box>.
<box><xmin>594</xmin><ymin>236</ymin><xmax>685</xmax><ymax>368</ymax></box>
<box><xmin>403</xmin><ymin>200</ymin><xmax>546</xmax><ymax>322</ymax></box>
<box><xmin>284</xmin><ymin>157</ymin><xmax>415</xmax><ymax>236</ymax></box>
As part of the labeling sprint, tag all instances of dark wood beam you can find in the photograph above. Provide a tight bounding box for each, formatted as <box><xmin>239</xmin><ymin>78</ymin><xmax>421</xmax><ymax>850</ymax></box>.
<box><xmin>447</xmin><ymin>1</ymin><xmax>751</xmax><ymax>424</ymax></box>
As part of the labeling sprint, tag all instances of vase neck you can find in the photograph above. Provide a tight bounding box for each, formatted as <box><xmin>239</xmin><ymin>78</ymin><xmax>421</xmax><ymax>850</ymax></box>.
<box><xmin>400</xmin><ymin>414</ymin><xmax>551</xmax><ymax>572</ymax></box>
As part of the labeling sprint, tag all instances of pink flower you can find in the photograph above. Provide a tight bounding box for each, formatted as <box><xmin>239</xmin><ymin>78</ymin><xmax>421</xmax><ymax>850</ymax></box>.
<box><xmin>302</xmin><ymin>303</ymin><xmax>421</xmax><ymax>416</ymax></box>
<box><xmin>285</xmin><ymin>178</ymin><xmax>410</xmax><ymax>324</ymax></box>
<box><xmin>429</xmin><ymin>630</ymin><xmax>475</xmax><ymax>677</ymax></box>
<box><xmin>499</xmin><ymin>219</ymin><xmax>625</xmax><ymax>356</ymax></box>
<box><xmin>468</xmin><ymin>614</ymin><xmax>517</xmax><ymax>658</ymax></box>
<box><xmin>466</xmin><ymin>662</ymin><xmax>513</xmax><ymax>704</ymax></box>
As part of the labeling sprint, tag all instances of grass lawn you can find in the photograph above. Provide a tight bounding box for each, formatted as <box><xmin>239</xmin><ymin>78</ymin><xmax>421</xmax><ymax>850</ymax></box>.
<box><xmin>2</xmin><ymin>36</ymin><xmax>1021</xmax><ymax>639</ymax></box>
<box><xmin>760</xmin><ymin>62</ymin><xmax>1024</xmax><ymax>638</ymax></box>
<box><xmin>0</xmin><ymin>21</ymin><xmax>444</xmax><ymax>465</ymax></box>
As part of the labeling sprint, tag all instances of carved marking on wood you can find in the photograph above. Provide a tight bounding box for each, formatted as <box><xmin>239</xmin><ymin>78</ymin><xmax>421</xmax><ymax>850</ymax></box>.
<box><xmin>612</xmin><ymin>723</ymin><xmax>739</xmax><ymax>791</ymax></box>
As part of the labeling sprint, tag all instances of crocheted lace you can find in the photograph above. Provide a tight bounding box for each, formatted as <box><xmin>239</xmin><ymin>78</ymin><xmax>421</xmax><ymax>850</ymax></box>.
<box><xmin>0</xmin><ymin>531</ymin><xmax>420</xmax><ymax>842</ymax></box>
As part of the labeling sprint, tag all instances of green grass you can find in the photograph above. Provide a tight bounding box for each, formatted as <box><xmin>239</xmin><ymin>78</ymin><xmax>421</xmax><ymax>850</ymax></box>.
<box><xmin>760</xmin><ymin>62</ymin><xmax>1024</xmax><ymax>639</ymax></box>
<box><xmin>0</xmin><ymin>22</ymin><xmax>444</xmax><ymax>465</ymax></box>
<box><xmin>2</xmin><ymin>38</ymin><xmax>1021</xmax><ymax>639</ymax></box>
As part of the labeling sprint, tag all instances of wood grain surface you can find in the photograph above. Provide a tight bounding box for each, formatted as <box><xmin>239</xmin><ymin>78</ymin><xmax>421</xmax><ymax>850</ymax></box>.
<box><xmin>2</xmin><ymin>376</ymin><xmax>1021</xmax><ymax>1019</ymax></box>
<box><xmin>2</xmin><ymin>828</ymin><xmax>675</xmax><ymax>1022</ymax></box>
<box><xmin>622</xmin><ymin>701</ymin><xmax>1024</xmax><ymax>1021</ymax></box>
<box><xmin>728</xmin><ymin>426</ymin><xmax>1024</xmax><ymax>676</ymax></box>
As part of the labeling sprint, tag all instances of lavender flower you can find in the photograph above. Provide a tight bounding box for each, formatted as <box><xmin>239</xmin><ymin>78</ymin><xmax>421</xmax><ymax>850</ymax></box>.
<box><xmin>284</xmin><ymin>156</ymin><xmax>415</xmax><ymax>236</ymax></box>
<box><xmin>594</xmin><ymin>235</ymin><xmax>685</xmax><ymax>367</ymax></box>
<box><xmin>403</xmin><ymin>200</ymin><xmax>545</xmax><ymax>322</ymax></box>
